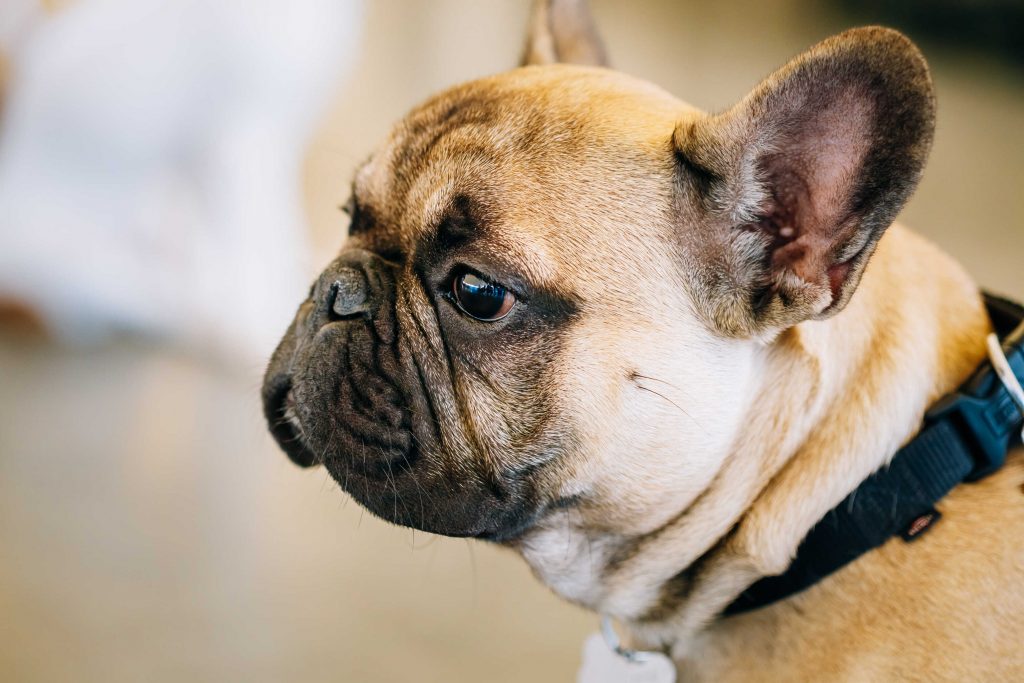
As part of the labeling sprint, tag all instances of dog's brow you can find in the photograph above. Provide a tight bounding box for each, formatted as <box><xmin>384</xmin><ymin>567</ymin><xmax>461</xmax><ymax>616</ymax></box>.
<box><xmin>415</xmin><ymin>194</ymin><xmax>549</xmax><ymax>287</ymax></box>
<box><xmin>433</xmin><ymin>194</ymin><xmax>479</xmax><ymax>251</ymax></box>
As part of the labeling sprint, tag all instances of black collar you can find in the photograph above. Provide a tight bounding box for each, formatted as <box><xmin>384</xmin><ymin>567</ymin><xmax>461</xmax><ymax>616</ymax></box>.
<box><xmin>725</xmin><ymin>293</ymin><xmax>1024</xmax><ymax>616</ymax></box>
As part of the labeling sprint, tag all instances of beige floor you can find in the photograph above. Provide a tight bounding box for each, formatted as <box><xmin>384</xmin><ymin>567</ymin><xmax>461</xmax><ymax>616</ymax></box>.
<box><xmin>2</xmin><ymin>1</ymin><xmax>1022</xmax><ymax>682</ymax></box>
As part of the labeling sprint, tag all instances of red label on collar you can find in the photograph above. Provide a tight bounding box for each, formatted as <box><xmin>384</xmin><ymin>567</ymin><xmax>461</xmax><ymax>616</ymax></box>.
<box><xmin>901</xmin><ymin>509</ymin><xmax>942</xmax><ymax>542</ymax></box>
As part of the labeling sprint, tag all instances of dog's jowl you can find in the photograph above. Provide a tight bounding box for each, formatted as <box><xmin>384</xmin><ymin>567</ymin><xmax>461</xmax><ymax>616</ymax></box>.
<box><xmin>263</xmin><ymin>0</ymin><xmax>1024</xmax><ymax>679</ymax></box>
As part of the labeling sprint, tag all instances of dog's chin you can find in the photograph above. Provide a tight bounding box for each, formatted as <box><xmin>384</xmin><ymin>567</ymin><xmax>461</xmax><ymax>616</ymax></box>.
<box><xmin>321</xmin><ymin>456</ymin><xmax>551</xmax><ymax>542</ymax></box>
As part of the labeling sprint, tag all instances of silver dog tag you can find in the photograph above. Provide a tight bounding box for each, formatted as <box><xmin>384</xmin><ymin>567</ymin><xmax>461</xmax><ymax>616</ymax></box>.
<box><xmin>577</xmin><ymin>620</ymin><xmax>677</xmax><ymax>683</ymax></box>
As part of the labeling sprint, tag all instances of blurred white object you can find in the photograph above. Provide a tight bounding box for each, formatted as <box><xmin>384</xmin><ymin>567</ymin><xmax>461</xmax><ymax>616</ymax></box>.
<box><xmin>0</xmin><ymin>0</ymin><xmax>42</xmax><ymax>55</ymax></box>
<box><xmin>0</xmin><ymin>0</ymin><xmax>362</xmax><ymax>367</ymax></box>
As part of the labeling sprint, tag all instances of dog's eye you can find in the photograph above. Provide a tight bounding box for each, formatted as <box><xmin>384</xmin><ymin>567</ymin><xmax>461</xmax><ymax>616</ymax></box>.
<box><xmin>452</xmin><ymin>272</ymin><xmax>516</xmax><ymax>321</ymax></box>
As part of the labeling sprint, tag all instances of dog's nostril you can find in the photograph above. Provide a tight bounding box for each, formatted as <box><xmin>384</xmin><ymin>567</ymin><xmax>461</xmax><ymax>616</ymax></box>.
<box><xmin>327</xmin><ymin>271</ymin><xmax>369</xmax><ymax>321</ymax></box>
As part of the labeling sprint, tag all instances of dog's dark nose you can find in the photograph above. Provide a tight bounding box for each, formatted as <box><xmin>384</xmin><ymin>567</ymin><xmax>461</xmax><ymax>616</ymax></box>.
<box><xmin>313</xmin><ymin>250</ymin><xmax>386</xmax><ymax>325</ymax></box>
<box><xmin>326</xmin><ymin>267</ymin><xmax>369</xmax><ymax>320</ymax></box>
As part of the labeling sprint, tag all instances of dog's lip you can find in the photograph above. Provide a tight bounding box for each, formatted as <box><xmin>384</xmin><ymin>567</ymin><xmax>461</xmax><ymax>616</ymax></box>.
<box><xmin>262</xmin><ymin>375</ymin><xmax>319</xmax><ymax>468</ymax></box>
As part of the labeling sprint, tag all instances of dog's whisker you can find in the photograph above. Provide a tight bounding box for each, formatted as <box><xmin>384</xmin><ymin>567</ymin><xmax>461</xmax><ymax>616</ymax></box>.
<box><xmin>380</xmin><ymin>445</ymin><xmax>401</xmax><ymax>523</ymax></box>
<box><xmin>632</xmin><ymin>372</ymin><xmax>698</xmax><ymax>402</ymax></box>
<box><xmin>404</xmin><ymin>432</ymin><xmax>434</xmax><ymax>528</ymax></box>
<box><xmin>633</xmin><ymin>383</ymin><xmax>708</xmax><ymax>435</ymax></box>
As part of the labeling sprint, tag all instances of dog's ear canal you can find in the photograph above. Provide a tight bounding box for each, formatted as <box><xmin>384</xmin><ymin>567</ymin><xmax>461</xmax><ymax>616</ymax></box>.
<box><xmin>520</xmin><ymin>0</ymin><xmax>608</xmax><ymax>67</ymax></box>
<box><xmin>675</xmin><ymin>27</ymin><xmax>936</xmax><ymax>337</ymax></box>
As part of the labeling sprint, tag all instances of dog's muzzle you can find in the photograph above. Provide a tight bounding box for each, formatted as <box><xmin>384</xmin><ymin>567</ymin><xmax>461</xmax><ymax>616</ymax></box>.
<box><xmin>260</xmin><ymin>249</ymin><xmax>548</xmax><ymax>540</ymax></box>
<box><xmin>262</xmin><ymin>249</ymin><xmax>399</xmax><ymax>470</ymax></box>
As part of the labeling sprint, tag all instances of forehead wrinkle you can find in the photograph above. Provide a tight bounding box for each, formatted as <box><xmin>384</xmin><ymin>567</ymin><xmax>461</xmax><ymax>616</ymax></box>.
<box><xmin>405</xmin><ymin>170</ymin><xmax>561</xmax><ymax>292</ymax></box>
<box><xmin>388</xmin><ymin>95</ymin><xmax>506</xmax><ymax>184</ymax></box>
<box><xmin>399</xmin><ymin>145</ymin><xmax>501</xmax><ymax>240</ymax></box>
<box><xmin>417</xmin><ymin>179</ymin><xmax>459</xmax><ymax>238</ymax></box>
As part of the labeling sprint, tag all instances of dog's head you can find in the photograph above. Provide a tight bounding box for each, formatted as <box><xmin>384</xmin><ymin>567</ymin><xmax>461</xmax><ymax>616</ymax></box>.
<box><xmin>262</xmin><ymin>1</ymin><xmax>935</xmax><ymax>544</ymax></box>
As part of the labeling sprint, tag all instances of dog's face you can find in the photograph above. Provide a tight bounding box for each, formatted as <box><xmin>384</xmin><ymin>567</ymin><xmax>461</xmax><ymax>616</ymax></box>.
<box><xmin>263</xmin><ymin>4</ymin><xmax>935</xmax><ymax>549</ymax></box>
<box><xmin>264</xmin><ymin>68</ymin><xmax>737</xmax><ymax>540</ymax></box>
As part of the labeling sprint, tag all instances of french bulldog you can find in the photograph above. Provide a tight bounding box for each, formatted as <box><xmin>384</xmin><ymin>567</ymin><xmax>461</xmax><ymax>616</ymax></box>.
<box><xmin>263</xmin><ymin>1</ymin><xmax>1024</xmax><ymax>678</ymax></box>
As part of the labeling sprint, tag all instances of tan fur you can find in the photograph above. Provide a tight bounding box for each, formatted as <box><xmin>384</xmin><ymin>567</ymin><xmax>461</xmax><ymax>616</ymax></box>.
<box><xmin>476</xmin><ymin>27</ymin><xmax>1008</xmax><ymax>680</ymax></box>
<box><xmin>353</xmin><ymin>56</ymin><xmax>1010</xmax><ymax>674</ymax></box>
<box><xmin>267</xmin><ymin>11</ymin><xmax>1022</xmax><ymax>679</ymax></box>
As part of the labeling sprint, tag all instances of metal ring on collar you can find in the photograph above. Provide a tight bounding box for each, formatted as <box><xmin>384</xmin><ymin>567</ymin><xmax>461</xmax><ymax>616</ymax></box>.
<box><xmin>985</xmin><ymin>332</ymin><xmax>1024</xmax><ymax>442</ymax></box>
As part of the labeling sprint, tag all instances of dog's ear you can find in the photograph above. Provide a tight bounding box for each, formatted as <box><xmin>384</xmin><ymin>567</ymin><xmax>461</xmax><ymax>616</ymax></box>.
<box><xmin>674</xmin><ymin>27</ymin><xmax>936</xmax><ymax>337</ymax></box>
<box><xmin>520</xmin><ymin>0</ymin><xmax>608</xmax><ymax>67</ymax></box>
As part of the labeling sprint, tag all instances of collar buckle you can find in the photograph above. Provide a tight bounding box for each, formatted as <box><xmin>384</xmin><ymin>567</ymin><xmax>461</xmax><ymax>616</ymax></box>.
<box><xmin>926</xmin><ymin>327</ymin><xmax>1024</xmax><ymax>481</ymax></box>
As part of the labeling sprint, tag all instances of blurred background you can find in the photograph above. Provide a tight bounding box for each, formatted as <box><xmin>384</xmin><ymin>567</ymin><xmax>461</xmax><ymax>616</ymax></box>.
<box><xmin>1</xmin><ymin>1</ymin><xmax>1021</xmax><ymax>681</ymax></box>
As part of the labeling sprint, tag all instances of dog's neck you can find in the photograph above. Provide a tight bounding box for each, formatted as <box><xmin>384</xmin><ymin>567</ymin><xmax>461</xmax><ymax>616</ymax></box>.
<box><xmin>516</xmin><ymin>225</ymin><xmax>989</xmax><ymax>655</ymax></box>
